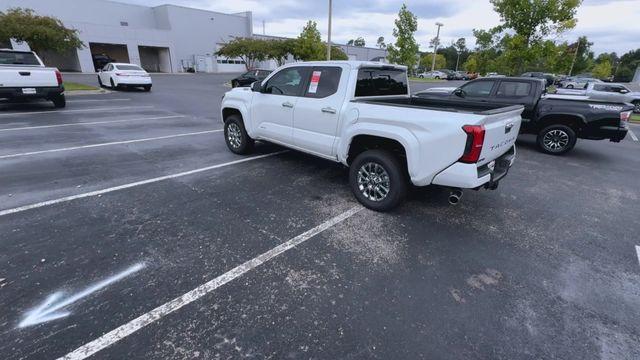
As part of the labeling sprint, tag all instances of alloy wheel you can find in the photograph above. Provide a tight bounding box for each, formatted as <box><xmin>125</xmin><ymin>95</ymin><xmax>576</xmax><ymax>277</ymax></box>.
<box><xmin>227</xmin><ymin>122</ymin><xmax>242</xmax><ymax>149</ymax></box>
<box><xmin>357</xmin><ymin>162</ymin><xmax>390</xmax><ymax>202</ymax></box>
<box><xmin>543</xmin><ymin>129</ymin><xmax>570</xmax><ymax>151</ymax></box>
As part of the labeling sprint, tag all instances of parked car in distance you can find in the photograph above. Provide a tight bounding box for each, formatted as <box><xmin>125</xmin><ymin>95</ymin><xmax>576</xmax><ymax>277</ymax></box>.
<box><xmin>221</xmin><ymin>61</ymin><xmax>524</xmax><ymax>211</ymax></box>
<box><xmin>415</xmin><ymin>77</ymin><xmax>632</xmax><ymax>155</ymax></box>
<box><xmin>485</xmin><ymin>72</ymin><xmax>506</xmax><ymax>78</ymax></box>
<box><xmin>520</xmin><ymin>72</ymin><xmax>555</xmax><ymax>87</ymax></box>
<box><xmin>556</xmin><ymin>82</ymin><xmax>640</xmax><ymax>113</ymax></box>
<box><xmin>560</xmin><ymin>77</ymin><xmax>602</xmax><ymax>89</ymax></box>
<box><xmin>466</xmin><ymin>72</ymin><xmax>479</xmax><ymax>80</ymax></box>
<box><xmin>92</xmin><ymin>54</ymin><xmax>115</xmax><ymax>72</ymax></box>
<box><xmin>417</xmin><ymin>70</ymin><xmax>448</xmax><ymax>80</ymax></box>
<box><xmin>0</xmin><ymin>49</ymin><xmax>66</xmax><ymax>108</ymax></box>
<box><xmin>231</xmin><ymin>69</ymin><xmax>272</xmax><ymax>88</ymax></box>
<box><xmin>97</xmin><ymin>63</ymin><xmax>152</xmax><ymax>91</ymax></box>
<box><xmin>452</xmin><ymin>71</ymin><xmax>469</xmax><ymax>80</ymax></box>
<box><xmin>437</xmin><ymin>69</ymin><xmax>456</xmax><ymax>80</ymax></box>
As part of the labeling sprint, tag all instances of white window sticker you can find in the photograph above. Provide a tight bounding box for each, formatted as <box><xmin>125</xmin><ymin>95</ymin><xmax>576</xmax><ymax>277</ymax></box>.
<box><xmin>308</xmin><ymin>71</ymin><xmax>322</xmax><ymax>94</ymax></box>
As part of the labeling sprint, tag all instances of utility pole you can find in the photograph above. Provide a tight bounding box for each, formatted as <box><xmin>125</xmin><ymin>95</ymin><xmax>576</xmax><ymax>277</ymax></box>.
<box><xmin>568</xmin><ymin>37</ymin><xmax>581</xmax><ymax>76</ymax></box>
<box><xmin>262</xmin><ymin>20</ymin><xmax>265</xmax><ymax>35</ymax></box>
<box><xmin>455</xmin><ymin>50</ymin><xmax>460</xmax><ymax>72</ymax></box>
<box><xmin>431</xmin><ymin>22</ymin><xmax>443</xmax><ymax>71</ymax></box>
<box><xmin>327</xmin><ymin>0</ymin><xmax>332</xmax><ymax>61</ymax></box>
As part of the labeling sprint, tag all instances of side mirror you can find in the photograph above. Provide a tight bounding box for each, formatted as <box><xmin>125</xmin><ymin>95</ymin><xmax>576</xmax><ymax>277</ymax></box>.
<box><xmin>251</xmin><ymin>81</ymin><xmax>262</xmax><ymax>92</ymax></box>
<box><xmin>454</xmin><ymin>88</ymin><xmax>465</xmax><ymax>97</ymax></box>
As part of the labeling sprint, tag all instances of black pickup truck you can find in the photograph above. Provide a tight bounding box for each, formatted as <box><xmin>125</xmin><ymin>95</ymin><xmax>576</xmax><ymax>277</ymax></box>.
<box><xmin>415</xmin><ymin>77</ymin><xmax>632</xmax><ymax>154</ymax></box>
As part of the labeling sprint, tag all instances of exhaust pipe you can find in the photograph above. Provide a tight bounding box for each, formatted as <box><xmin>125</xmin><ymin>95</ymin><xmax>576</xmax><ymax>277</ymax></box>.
<box><xmin>448</xmin><ymin>188</ymin><xmax>463</xmax><ymax>205</ymax></box>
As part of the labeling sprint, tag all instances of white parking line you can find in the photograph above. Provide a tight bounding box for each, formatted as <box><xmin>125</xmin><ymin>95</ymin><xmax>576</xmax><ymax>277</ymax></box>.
<box><xmin>66</xmin><ymin>99</ymin><xmax>131</xmax><ymax>103</ymax></box>
<box><xmin>0</xmin><ymin>106</ymin><xmax>153</xmax><ymax>117</ymax></box>
<box><xmin>628</xmin><ymin>128</ymin><xmax>639</xmax><ymax>142</ymax></box>
<box><xmin>0</xmin><ymin>151</ymin><xmax>286</xmax><ymax>217</ymax></box>
<box><xmin>0</xmin><ymin>129</ymin><xmax>221</xmax><ymax>159</ymax></box>
<box><xmin>0</xmin><ymin>115</ymin><xmax>185</xmax><ymax>132</ymax></box>
<box><xmin>58</xmin><ymin>205</ymin><xmax>362</xmax><ymax>360</ymax></box>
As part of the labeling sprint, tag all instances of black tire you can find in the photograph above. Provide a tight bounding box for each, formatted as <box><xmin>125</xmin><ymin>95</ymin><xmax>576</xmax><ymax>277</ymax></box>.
<box><xmin>633</xmin><ymin>100</ymin><xmax>640</xmax><ymax>114</ymax></box>
<box><xmin>566</xmin><ymin>84</ymin><xmax>574</xmax><ymax>89</ymax></box>
<box><xmin>349</xmin><ymin>150</ymin><xmax>407</xmax><ymax>212</ymax></box>
<box><xmin>231</xmin><ymin>80</ymin><xmax>239</xmax><ymax>88</ymax></box>
<box><xmin>224</xmin><ymin>115</ymin><xmax>254</xmax><ymax>155</ymax></box>
<box><xmin>110</xmin><ymin>78</ymin><xmax>117</xmax><ymax>89</ymax></box>
<box><xmin>435</xmin><ymin>76</ymin><xmax>441</xmax><ymax>80</ymax></box>
<box><xmin>419</xmin><ymin>75</ymin><xmax>424</xmax><ymax>79</ymax></box>
<box><xmin>143</xmin><ymin>85</ymin><xmax>151</xmax><ymax>92</ymax></box>
<box><xmin>97</xmin><ymin>76</ymin><xmax>103</xmax><ymax>88</ymax></box>
<box><xmin>537</xmin><ymin>124</ymin><xmax>577</xmax><ymax>155</ymax></box>
<box><xmin>51</xmin><ymin>94</ymin><xmax>66</xmax><ymax>108</ymax></box>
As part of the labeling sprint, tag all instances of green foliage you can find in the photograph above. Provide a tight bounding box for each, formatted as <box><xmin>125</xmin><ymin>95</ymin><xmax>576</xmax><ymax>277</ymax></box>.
<box><xmin>347</xmin><ymin>37</ymin><xmax>366</xmax><ymax>47</ymax></box>
<box><xmin>331</xmin><ymin>46</ymin><xmax>348</xmax><ymax>60</ymax></box>
<box><xmin>267</xmin><ymin>39</ymin><xmax>297</xmax><ymax>66</ymax></box>
<box><xmin>568</xmin><ymin>36</ymin><xmax>594</xmax><ymax>75</ymax></box>
<box><xmin>387</xmin><ymin>4</ymin><xmax>419</xmax><ymax>69</ymax></box>
<box><xmin>420</xmin><ymin>53</ymin><xmax>446</xmax><ymax>70</ymax></box>
<box><xmin>294</xmin><ymin>21</ymin><xmax>325</xmax><ymax>61</ymax></box>
<box><xmin>592</xmin><ymin>59</ymin><xmax>612</xmax><ymax>79</ymax></box>
<box><xmin>463</xmin><ymin>55</ymin><xmax>479</xmax><ymax>73</ymax></box>
<box><xmin>376</xmin><ymin>36</ymin><xmax>386</xmax><ymax>49</ymax></box>
<box><xmin>216</xmin><ymin>37</ymin><xmax>269</xmax><ymax>70</ymax></box>
<box><xmin>0</xmin><ymin>8</ymin><xmax>84</xmax><ymax>54</ymax></box>
<box><xmin>615</xmin><ymin>48</ymin><xmax>640</xmax><ymax>82</ymax></box>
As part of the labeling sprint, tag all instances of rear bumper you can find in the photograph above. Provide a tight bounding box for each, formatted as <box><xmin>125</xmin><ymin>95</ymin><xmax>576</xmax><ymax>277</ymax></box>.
<box><xmin>0</xmin><ymin>86</ymin><xmax>64</xmax><ymax>100</ymax></box>
<box><xmin>431</xmin><ymin>146</ymin><xmax>516</xmax><ymax>189</ymax></box>
<box><xmin>115</xmin><ymin>77</ymin><xmax>152</xmax><ymax>86</ymax></box>
<box><xmin>581</xmin><ymin>124</ymin><xmax>628</xmax><ymax>142</ymax></box>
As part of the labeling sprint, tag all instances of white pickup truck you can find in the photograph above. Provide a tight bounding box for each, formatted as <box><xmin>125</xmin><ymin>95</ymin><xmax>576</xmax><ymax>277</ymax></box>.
<box><xmin>0</xmin><ymin>49</ymin><xmax>66</xmax><ymax>108</ymax></box>
<box><xmin>221</xmin><ymin>61</ymin><xmax>523</xmax><ymax>211</ymax></box>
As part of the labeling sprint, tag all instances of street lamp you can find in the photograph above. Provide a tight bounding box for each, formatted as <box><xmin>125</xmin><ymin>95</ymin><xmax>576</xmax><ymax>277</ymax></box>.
<box><xmin>327</xmin><ymin>0</ymin><xmax>332</xmax><ymax>60</ymax></box>
<box><xmin>431</xmin><ymin>22</ymin><xmax>444</xmax><ymax>71</ymax></box>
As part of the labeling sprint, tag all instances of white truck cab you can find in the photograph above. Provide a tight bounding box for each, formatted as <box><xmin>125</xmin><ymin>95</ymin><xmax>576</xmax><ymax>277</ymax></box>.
<box><xmin>221</xmin><ymin>61</ymin><xmax>523</xmax><ymax>211</ymax></box>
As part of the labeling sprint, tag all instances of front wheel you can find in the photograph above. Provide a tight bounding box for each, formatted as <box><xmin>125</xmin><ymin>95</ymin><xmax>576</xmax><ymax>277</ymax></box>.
<box><xmin>51</xmin><ymin>94</ymin><xmax>66</xmax><ymax>108</ymax></box>
<box><xmin>537</xmin><ymin>124</ymin><xmax>577</xmax><ymax>155</ymax></box>
<box><xmin>633</xmin><ymin>100</ymin><xmax>640</xmax><ymax>114</ymax></box>
<box><xmin>349</xmin><ymin>150</ymin><xmax>407</xmax><ymax>212</ymax></box>
<box><xmin>566</xmin><ymin>84</ymin><xmax>574</xmax><ymax>89</ymax></box>
<box><xmin>224</xmin><ymin>115</ymin><xmax>254</xmax><ymax>154</ymax></box>
<box><xmin>231</xmin><ymin>80</ymin><xmax>239</xmax><ymax>88</ymax></box>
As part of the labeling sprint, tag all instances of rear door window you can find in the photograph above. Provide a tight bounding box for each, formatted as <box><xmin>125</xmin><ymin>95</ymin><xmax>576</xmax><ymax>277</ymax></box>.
<box><xmin>355</xmin><ymin>68</ymin><xmax>408</xmax><ymax>97</ymax></box>
<box><xmin>496</xmin><ymin>81</ymin><xmax>532</xmax><ymax>97</ymax></box>
<box><xmin>461</xmin><ymin>81</ymin><xmax>495</xmax><ymax>97</ymax></box>
<box><xmin>304</xmin><ymin>67</ymin><xmax>342</xmax><ymax>98</ymax></box>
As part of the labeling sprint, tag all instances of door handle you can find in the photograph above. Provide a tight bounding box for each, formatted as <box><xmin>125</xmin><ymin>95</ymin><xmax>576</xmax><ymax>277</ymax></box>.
<box><xmin>282</xmin><ymin>102</ymin><xmax>294</xmax><ymax>108</ymax></box>
<box><xmin>321</xmin><ymin>107</ymin><xmax>336</xmax><ymax>114</ymax></box>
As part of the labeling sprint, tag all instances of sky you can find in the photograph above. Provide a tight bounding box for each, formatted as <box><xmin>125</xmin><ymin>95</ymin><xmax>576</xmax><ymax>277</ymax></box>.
<box><xmin>121</xmin><ymin>0</ymin><xmax>639</xmax><ymax>55</ymax></box>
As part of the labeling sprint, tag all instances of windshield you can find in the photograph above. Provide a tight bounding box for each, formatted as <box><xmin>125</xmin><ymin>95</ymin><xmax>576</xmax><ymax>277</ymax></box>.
<box><xmin>355</xmin><ymin>67</ymin><xmax>408</xmax><ymax>97</ymax></box>
<box><xmin>115</xmin><ymin>64</ymin><xmax>144</xmax><ymax>71</ymax></box>
<box><xmin>0</xmin><ymin>51</ymin><xmax>40</xmax><ymax>66</ymax></box>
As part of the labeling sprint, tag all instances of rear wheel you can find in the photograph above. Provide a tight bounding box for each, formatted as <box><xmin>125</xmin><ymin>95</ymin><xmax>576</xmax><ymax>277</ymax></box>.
<box><xmin>110</xmin><ymin>78</ymin><xmax>117</xmax><ymax>89</ymax></box>
<box><xmin>224</xmin><ymin>115</ymin><xmax>254</xmax><ymax>154</ymax></box>
<box><xmin>231</xmin><ymin>80</ymin><xmax>239</xmax><ymax>88</ymax></box>
<box><xmin>633</xmin><ymin>100</ymin><xmax>640</xmax><ymax>114</ymax></box>
<box><xmin>51</xmin><ymin>94</ymin><xmax>66</xmax><ymax>108</ymax></box>
<box><xmin>435</xmin><ymin>76</ymin><xmax>441</xmax><ymax>80</ymax></box>
<box><xmin>566</xmin><ymin>84</ymin><xmax>574</xmax><ymax>89</ymax></box>
<box><xmin>143</xmin><ymin>85</ymin><xmax>151</xmax><ymax>92</ymax></box>
<box><xmin>349</xmin><ymin>150</ymin><xmax>407</xmax><ymax>212</ymax></box>
<box><xmin>97</xmin><ymin>76</ymin><xmax>103</xmax><ymax>87</ymax></box>
<box><xmin>537</xmin><ymin>124</ymin><xmax>577</xmax><ymax>155</ymax></box>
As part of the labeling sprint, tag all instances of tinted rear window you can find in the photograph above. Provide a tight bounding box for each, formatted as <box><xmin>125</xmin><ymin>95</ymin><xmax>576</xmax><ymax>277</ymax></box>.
<box><xmin>496</xmin><ymin>81</ymin><xmax>531</xmax><ymax>97</ymax></box>
<box><xmin>0</xmin><ymin>51</ymin><xmax>40</xmax><ymax>65</ymax></box>
<box><xmin>355</xmin><ymin>68</ymin><xmax>408</xmax><ymax>97</ymax></box>
<box><xmin>305</xmin><ymin>67</ymin><xmax>342</xmax><ymax>98</ymax></box>
<box><xmin>115</xmin><ymin>65</ymin><xmax>143</xmax><ymax>71</ymax></box>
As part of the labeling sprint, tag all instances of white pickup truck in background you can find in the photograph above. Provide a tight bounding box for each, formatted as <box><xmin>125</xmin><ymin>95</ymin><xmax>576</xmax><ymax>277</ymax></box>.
<box><xmin>0</xmin><ymin>49</ymin><xmax>66</xmax><ymax>108</ymax></box>
<box><xmin>221</xmin><ymin>61</ymin><xmax>523</xmax><ymax>211</ymax></box>
<box><xmin>555</xmin><ymin>82</ymin><xmax>640</xmax><ymax>113</ymax></box>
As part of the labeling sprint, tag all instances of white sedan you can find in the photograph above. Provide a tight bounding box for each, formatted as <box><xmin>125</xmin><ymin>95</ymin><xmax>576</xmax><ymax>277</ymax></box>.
<box><xmin>417</xmin><ymin>70</ymin><xmax>448</xmax><ymax>80</ymax></box>
<box><xmin>98</xmin><ymin>63</ymin><xmax>152</xmax><ymax>91</ymax></box>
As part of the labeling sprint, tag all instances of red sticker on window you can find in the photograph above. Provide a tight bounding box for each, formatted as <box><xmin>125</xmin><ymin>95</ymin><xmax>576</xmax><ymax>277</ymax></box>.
<box><xmin>308</xmin><ymin>71</ymin><xmax>322</xmax><ymax>93</ymax></box>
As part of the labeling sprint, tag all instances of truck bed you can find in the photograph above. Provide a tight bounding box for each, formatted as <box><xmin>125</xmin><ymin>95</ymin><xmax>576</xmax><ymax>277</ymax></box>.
<box><xmin>354</xmin><ymin>96</ymin><xmax>523</xmax><ymax>115</ymax></box>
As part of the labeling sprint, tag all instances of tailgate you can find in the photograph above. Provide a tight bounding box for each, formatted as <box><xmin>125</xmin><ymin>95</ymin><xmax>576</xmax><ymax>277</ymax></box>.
<box><xmin>476</xmin><ymin>106</ymin><xmax>523</xmax><ymax>165</ymax></box>
<box><xmin>0</xmin><ymin>67</ymin><xmax>58</xmax><ymax>87</ymax></box>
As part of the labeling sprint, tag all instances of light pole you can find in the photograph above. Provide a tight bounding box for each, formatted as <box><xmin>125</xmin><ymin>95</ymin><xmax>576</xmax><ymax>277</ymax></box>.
<box><xmin>431</xmin><ymin>22</ymin><xmax>443</xmax><ymax>71</ymax></box>
<box><xmin>327</xmin><ymin>0</ymin><xmax>332</xmax><ymax>60</ymax></box>
<box><xmin>455</xmin><ymin>49</ymin><xmax>460</xmax><ymax>72</ymax></box>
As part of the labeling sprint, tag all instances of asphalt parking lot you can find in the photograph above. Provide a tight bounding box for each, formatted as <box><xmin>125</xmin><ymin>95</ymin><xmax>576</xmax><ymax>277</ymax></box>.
<box><xmin>1</xmin><ymin>73</ymin><xmax>639</xmax><ymax>360</ymax></box>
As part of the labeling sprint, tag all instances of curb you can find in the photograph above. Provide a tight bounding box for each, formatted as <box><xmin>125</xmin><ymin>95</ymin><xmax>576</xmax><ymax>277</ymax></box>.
<box><xmin>65</xmin><ymin>89</ymin><xmax>112</xmax><ymax>96</ymax></box>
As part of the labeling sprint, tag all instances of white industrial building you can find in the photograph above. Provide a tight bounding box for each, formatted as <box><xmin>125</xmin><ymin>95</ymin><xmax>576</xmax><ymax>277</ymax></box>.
<box><xmin>0</xmin><ymin>0</ymin><xmax>387</xmax><ymax>73</ymax></box>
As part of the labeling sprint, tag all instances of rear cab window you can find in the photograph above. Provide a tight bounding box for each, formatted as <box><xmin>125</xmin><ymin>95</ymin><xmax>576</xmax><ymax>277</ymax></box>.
<box><xmin>355</xmin><ymin>67</ymin><xmax>408</xmax><ymax>97</ymax></box>
<box><xmin>496</xmin><ymin>81</ymin><xmax>532</xmax><ymax>97</ymax></box>
<box><xmin>0</xmin><ymin>51</ymin><xmax>41</xmax><ymax>66</ymax></box>
<box><xmin>460</xmin><ymin>80</ymin><xmax>496</xmax><ymax>97</ymax></box>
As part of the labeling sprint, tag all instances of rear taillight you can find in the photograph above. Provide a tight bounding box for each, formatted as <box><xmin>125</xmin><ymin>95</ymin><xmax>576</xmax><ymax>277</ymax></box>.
<box><xmin>460</xmin><ymin>125</ymin><xmax>485</xmax><ymax>163</ymax></box>
<box><xmin>55</xmin><ymin>69</ymin><xmax>63</xmax><ymax>86</ymax></box>
<box><xmin>620</xmin><ymin>111</ymin><xmax>631</xmax><ymax>127</ymax></box>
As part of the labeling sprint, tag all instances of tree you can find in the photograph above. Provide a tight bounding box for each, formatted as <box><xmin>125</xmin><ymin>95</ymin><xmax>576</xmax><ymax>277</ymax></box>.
<box><xmin>267</xmin><ymin>39</ymin><xmax>297</xmax><ymax>66</ymax></box>
<box><xmin>294</xmin><ymin>21</ymin><xmax>325</xmax><ymax>61</ymax></box>
<box><xmin>0</xmin><ymin>8</ymin><xmax>83</xmax><ymax>55</ymax></box>
<box><xmin>347</xmin><ymin>37</ymin><xmax>366</xmax><ymax>47</ymax></box>
<box><xmin>386</xmin><ymin>4</ymin><xmax>419</xmax><ymax>70</ymax></box>
<box><xmin>331</xmin><ymin>46</ymin><xmax>348</xmax><ymax>60</ymax></box>
<box><xmin>376</xmin><ymin>36</ymin><xmax>386</xmax><ymax>49</ymax></box>
<box><xmin>216</xmin><ymin>37</ymin><xmax>269</xmax><ymax>70</ymax></box>
<box><xmin>420</xmin><ymin>53</ymin><xmax>446</xmax><ymax>70</ymax></box>
<box><xmin>592</xmin><ymin>59</ymin><xmax>611</xmax><ymax>80</ymax></box>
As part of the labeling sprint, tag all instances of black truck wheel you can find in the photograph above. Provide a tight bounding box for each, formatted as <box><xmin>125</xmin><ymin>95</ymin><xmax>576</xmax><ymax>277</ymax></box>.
<box><xmin>224</xmin><ymin>115</ymin><xmax>254</xmax><ymax>154</ymax></box>
<box><xmin>349</xmin><ymin>150</ymin><xmax>407</xmax><ymax>212</ymax></box>
<box><xmin>633</xmin><ymin>100</ymin><xmax>640</xmax><ymax>114</ymax></box>
<box><xmin>537</xmin><ymin>124</ymin><xmax>577</xmax><ymax>155</ymax></box>
<box><xmin>51</xmin><ymin>94</ymin><xmax>66</xmax><ymax>108</ymax></box>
